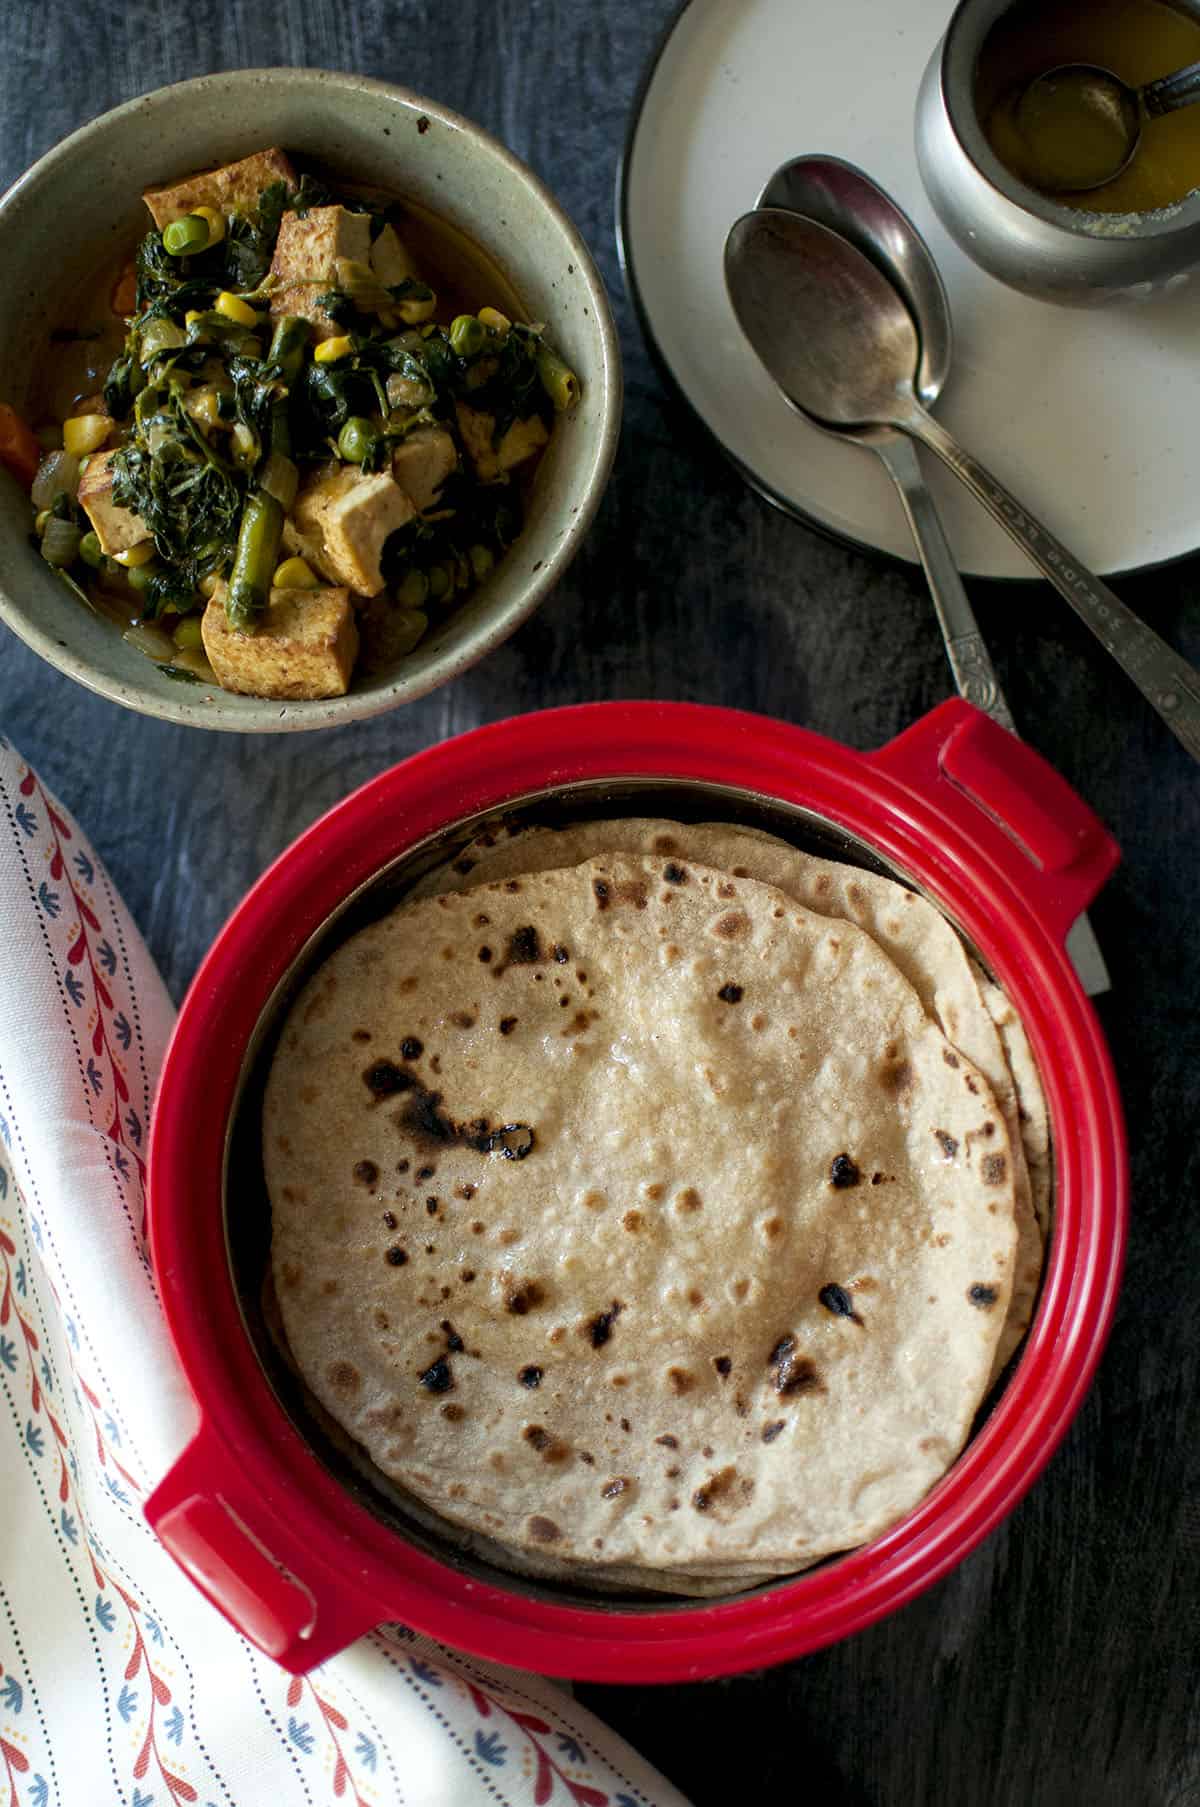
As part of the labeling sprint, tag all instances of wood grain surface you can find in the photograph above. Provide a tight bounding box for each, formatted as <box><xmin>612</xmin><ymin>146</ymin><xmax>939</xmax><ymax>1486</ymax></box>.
<box><xmin>2</xmin><ymin>4</ymin><xmax>1198</xmax><ymax>1802</ymax></box>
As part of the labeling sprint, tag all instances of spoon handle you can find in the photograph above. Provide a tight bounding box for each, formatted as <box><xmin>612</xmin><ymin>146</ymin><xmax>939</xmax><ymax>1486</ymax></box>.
<box><xmin>901</xmin><ymin>406</ymin><xmax>1200</xmax><ymax>764</ymax></box>
<box><xmin>875</xmin><ymin>436</ymin><xmax>1111</xmax><ymax>993</ymax></box>
<box><xmin>874</xmin><ymin>438</ymin><xmax>1016</xmax><ymax>731</ymax></box>
<box><xmin>1143</xmin><ymin>58</ymin><xmax>1200</xmax><ymax>119</ymax></box>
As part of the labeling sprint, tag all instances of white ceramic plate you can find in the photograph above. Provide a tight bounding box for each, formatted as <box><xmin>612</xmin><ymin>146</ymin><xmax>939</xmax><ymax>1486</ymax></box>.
<box><xmin>619</xmin><ymin>0</ymin><xmax>1200</xmax><ymax>579</ymax></box>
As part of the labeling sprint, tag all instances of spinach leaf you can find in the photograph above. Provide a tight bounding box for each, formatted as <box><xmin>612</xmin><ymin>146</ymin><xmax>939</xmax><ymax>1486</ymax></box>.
<box><xmin>111</xmin><ymin>397</ymin><xmax>245</xmax><ymax>592</ymax></box>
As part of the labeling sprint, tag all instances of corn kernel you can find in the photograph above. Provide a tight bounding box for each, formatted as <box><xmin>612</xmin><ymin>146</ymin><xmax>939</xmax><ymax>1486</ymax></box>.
<box><xmin>272</xmin><ymin>556</ymin><xmax>319</xmax><ymax>589</ymax></box>
<box><xmin>114</xmin><ymin>541</ymin><xmax>157</xmax><ymax>568</ymax></box>
<box><xmin>215</xmin><ymin>291</ymin><xmax>261</xmax><ymax>328</ymax></box>
<box><xmin>63</xmin><ymin>413</ymin><xmax>111</xmax><ymax>456</ymax></box>
<box><xmin>314</xmin><ymin>335</ymin><xmax>354</xmax><ymax>364</ymax></box>
<box><xmin>478</xmin><ymin>307</ymin><xmax>511</xmax><ymax>334</ymax></box>
<box><xmin>185</xmin><ymin>309</ymin><xmax>206</xmax><ymax>327</ymax></box>
<box><xmin>191</xmin><ymin>205</ymin><xmax>227</xmax><ymax>247</ymax></box>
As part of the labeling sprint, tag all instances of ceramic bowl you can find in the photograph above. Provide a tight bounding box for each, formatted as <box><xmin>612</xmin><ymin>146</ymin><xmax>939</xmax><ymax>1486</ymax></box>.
<box><xmin>0</xmin><ymin>69</ymin><xmax>621</xmax><ymax>730</ymax></box>
<box><xmin>916</xmin><ymin>0</ymin><xmax>1200</xmax><ymax>305</ymax></box>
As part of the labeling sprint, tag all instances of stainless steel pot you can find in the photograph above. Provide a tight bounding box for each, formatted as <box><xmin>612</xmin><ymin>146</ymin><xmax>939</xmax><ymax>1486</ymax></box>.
<box><xmin>915</xmin><ymin>0</ymin><xmax>1200</xmax><ymax>304</ymax></box>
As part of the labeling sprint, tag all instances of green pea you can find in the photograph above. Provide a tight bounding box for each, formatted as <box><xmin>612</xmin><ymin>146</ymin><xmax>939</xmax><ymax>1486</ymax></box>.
<box><xmin>126</xmin><ymin>561</ymin><xmax>159</xmax><ymax>594</ymax></box>
<box><xmin>78</xmin><ymin>531</ymin><xmax>104</xmax><ymax>569</ymax></box>
<box><xmin>427</xmin><ymin>563</ymin><xmax>452</xmax><ymax>602</ymax></box>
<box><xmin>173</xmin><ymin>615</ymin><xmax>204</xmax><ymax>650</ymax></box>
<box><xmin>395</xmin><ymin>568</ymin><xmax>429</xmax><ymax>609</ymax></box>
<box><xmin>162</xmin><ymin>214</ymin><xmax>211</xmax><ymax>257</ymax></box>
<box><xmin>468</xmin><ymin>543</ymin><xmax>495</xmax><ymax>582</ymax></box>
<box><xmin>448</xmin><ymin>314</ymin><xmax>486</xmax><ymax>358</ymax></box>
<box><xmin>337</xmin><ymin>416</ymin><xmax>377</xmax><ymax>463</ymax></box>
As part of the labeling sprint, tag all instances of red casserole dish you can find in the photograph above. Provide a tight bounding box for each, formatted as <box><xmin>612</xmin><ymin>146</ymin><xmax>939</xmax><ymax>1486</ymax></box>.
<box><xmin>145</xmin><ymin>698</ymin><xmax>1126</xmax><ymax>1680</ymax></box>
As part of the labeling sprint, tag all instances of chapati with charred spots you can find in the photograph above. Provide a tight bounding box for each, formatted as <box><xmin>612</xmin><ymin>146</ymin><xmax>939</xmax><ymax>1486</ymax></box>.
<box><xmin>264</xmin><ymin>851</ymin><xmax>1019</xmax><ymax>1582</ymax></box>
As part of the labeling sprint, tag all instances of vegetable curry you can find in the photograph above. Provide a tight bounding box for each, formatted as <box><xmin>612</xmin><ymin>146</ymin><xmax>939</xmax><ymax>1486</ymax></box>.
<box><xmin>10</xmin><ymin>148</ymin><xmax>580</xmax><ymax>699</ymax></box>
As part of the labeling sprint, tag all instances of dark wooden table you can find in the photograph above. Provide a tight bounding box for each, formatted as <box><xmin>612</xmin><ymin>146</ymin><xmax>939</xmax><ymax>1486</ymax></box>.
<box><xmin>3</xmin><ymin>4</ymin><xmax>1198</xmax><ymax>1802</ymax></box>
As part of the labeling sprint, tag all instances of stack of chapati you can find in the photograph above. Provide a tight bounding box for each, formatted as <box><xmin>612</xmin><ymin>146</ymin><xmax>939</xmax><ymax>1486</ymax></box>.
<box><xmin>263</xmin><ymin>819</ymin><xmax>1049</xmax><ymax>1594</ymax></box>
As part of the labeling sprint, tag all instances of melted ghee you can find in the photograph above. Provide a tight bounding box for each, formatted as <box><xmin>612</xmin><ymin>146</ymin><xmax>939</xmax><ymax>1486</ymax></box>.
<box><xmin>978</xmin><ymin>0</ymin><xmax>1200</xmax><ymax>213</ymax></box>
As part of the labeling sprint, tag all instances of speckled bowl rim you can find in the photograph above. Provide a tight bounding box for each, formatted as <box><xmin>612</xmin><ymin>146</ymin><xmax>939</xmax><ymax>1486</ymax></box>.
<box><xmin>0</xmin><ymin>68</ymin><xmax>622</xmax><ymax>732</ymax></box>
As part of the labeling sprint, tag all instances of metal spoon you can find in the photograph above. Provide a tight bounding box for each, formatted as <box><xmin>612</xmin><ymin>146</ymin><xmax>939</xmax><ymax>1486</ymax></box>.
<box><xmin>1016</xmin><ymin>58</ymin><xmax>1200</xmax><ymax>193</ymax></box>
<box><xmin>758</xmin><ymin>156</ymin><xmax>1013</xmax><ymax>729</ymax></box>
<box><xmin>756</xmin><ymin>157</ymin><xmax>1108</xmax><ymax>992</ymax></box>
<box><xmin>724</xmin><ymin>208</ymin><xmax>1200</xmax><ymax>767</ymax></box>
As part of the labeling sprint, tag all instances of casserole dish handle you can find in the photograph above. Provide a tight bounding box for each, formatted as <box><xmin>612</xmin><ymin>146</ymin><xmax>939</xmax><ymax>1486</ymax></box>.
<box><xmin>145</xmin><ymin>1428</ymin><xmax>381</xmax><ymax>1672</ymax></box>
<box><xmin>869</xmin><ymin>700</ymin><xmax>1120</xmax><ymax>941</ymax></box>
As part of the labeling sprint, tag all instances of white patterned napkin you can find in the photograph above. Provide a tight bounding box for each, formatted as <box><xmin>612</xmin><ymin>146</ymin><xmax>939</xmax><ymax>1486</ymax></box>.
<box><xmin>0</xmin><ymin>736</ymin><xmax>691</xmax><ymax>1807</ymax></box>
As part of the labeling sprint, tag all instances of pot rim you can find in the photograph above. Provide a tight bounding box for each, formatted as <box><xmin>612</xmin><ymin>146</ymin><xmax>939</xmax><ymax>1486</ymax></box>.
<box><xmin>145</xmin><ymin>699</ymin><xmax>1127</xmax><ymax>1680</ymax></box>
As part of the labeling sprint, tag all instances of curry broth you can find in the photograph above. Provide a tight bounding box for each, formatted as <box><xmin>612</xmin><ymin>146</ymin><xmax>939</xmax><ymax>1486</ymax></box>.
<box><xmin>978</xmin><ymin>0</ymin><xmax>1200</xmax><ymax>213</ymax></box>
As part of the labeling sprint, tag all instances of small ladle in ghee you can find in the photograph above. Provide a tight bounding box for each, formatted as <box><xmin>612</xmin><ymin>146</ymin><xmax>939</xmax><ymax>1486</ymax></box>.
<box><xmin>1015</xmin><ymin>55</ymin><xmax>1200</xmax><ymax>192</ymax></box>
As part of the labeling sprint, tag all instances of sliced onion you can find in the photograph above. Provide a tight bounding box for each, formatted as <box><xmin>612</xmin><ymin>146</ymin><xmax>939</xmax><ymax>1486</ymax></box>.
<box><xmin>386</xmin><ymin>371</ymin><xmax>434</xmax><ymax>409</ymax></box>
<box><xmin>166</xmin><ymin>645</ymin><xmax>215</xmax><ymax>681</ymax></box>
<box><xmin>122</xmin><ymin>620</ymin><xmax>177</xmax><ymax>662</ymax></box>
<box><xmin>261</xmin><ymin>451</ymin><xmax>298</xmax><ymax>510</ymax></box>
<box><xmin>40</xmin><ymin>517</ymin><xmax>82</xmax><ymax>568</ymax></box>
<box><xmin>31</xmin><ymin>449</ymin><xmax>81</xmax><ymax>508</ymax></box>
<box><xmin>138</xmin><ymin>317</ymin><xmax>187</xmax><ymax>364</ymax></box>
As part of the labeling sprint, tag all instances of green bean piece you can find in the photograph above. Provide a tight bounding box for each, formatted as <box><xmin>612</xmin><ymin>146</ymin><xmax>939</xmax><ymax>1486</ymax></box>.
<box><xmin>468</xmin><ymin>543</ymin><xmax>495</xmax><ymax>582</ymax></box>
<box><xmin>78</xmin><ymin>530</ymin><xmax>104</xmax><ymax>569</ymax></box>
<box><xmin>449</xmin><ymin>314</ymin><xmax>487</xmax><ymax>359</ymax></box>
<box><xmin>337</xmin><ymin>416</ymin><xmax>377</xmax><ymax>464</ymax></box>
<box><xmin>173</xmin><ymin>615</ymin><xmax>205</xmax><ymax>651</ymax></box>
<box><xmin>267</xmin><ymin>315</ymin><xmax>309</xmax><ymax>387</ymax></box>
<box><xmin>394</xmin><ymin>567</ymin><xmax>429</xmax><ymax>609</ymax></box>
<box><xmin>535</xmin><ymin>342</ymin><xmax>581</xmax><ymax>412</ymax></box>
<box><xmin>226</xmin><ymin>491</ymin><xmax>284</xmax><ymax>633</ymax></box>
<box><xmin>162</xmin><ymin>214</ymin><xmax>211</xmax><ymax>258</ymax></box>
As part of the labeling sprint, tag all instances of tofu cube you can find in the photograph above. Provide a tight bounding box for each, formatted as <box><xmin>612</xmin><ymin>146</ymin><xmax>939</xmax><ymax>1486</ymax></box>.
<box><xmin>289</xmin><ymin>465</ymin><xmax>415</xmax><ymax>596</ymax></box>
<box><xmin>369</xmin><ymin>222</ymin><xmax>422</xmax><ymax>288</ymax></box>
<box><xmin>202</xmin><ymin>581</ymin><xmax>358</xmax><ymax>700</ymax></box>
<box><xmin>455</xmin><ymin>404</ymin><xmax>549</xmax><ymax>485</ymax></box>
<box><xmin>390</xmin><ymin>427</ymin><xmax>458</xmax><ymax>513</ymax></box>
<box><xmin>269</xmin><ymin>205</ymin><xmax>373</xmax><ymax>340</ymax></box>
<box><xmin>279</xmin><ymin>516</ymin><xmax>331</xmax><ymax>582</ymax></box>
<box><xmin>77</xmin><ymin>450</ymin><xmax>151</xmax><ymax>556</ymax></box>
<box><xmin>142</xmin><ymin>148</ymin><xmax>296</xmax><ymax>228</ymax></box>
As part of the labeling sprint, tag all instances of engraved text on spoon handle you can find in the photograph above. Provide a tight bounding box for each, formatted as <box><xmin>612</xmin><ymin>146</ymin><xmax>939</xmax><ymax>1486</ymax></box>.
<box><xmin>902</xmin><ymin>406</ymin><xmax>1200</xmax><ymax>764</ymax></box>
